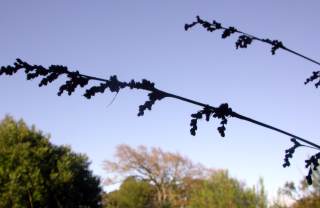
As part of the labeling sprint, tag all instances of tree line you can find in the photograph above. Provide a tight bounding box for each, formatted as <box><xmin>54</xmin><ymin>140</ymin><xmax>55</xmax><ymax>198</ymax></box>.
<box><xmin>1</xmin><ymin>116</ymin><xmax>320</xmax><ymax>207</ymax></box>
<box><xmin>102</xmin><ymin>144</ymin><xmax>267</xmax><ymax>208</ymax></box>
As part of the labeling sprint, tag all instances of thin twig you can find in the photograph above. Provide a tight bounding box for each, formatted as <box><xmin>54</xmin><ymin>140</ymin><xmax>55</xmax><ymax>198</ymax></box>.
<box><xmin>4</xmin><ymin>59</ymin><xmax>318</xmax><ymax>148</ymax></box>
<box><xmin>1</xmin><ymin>56</ymin><xmax>320</xmax><ymax>184</ymax></box>
<box><xmin>185</xmin><ymin>16</ymin><xmax>320</xmax><ymax>67</ymax></box>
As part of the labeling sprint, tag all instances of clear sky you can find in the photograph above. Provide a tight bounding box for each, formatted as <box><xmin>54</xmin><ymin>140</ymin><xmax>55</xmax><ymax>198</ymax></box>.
<box><xmin>1</xmin><ymin>0</ymin><xmax>320</xmax><ymax>201</ymax></box>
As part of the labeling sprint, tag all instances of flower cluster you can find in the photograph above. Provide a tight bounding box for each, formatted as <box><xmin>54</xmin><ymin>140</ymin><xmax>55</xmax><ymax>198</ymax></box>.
<box><xmin>138</xmin><ymin>91</ymin><xmax>165</xmax><ymax>116</ymax></box>
<box><xmin>190</xmin><ymin>103</ymin><xmax>232</xmax><ymax>137</ymax></box>
<box><xmin>305</xmin><ymin>152</ymin><xmax>320</xmax><ymax>185</ymax></box>
<box><xmin>283</xmin><ymin>138</ymin><xmax>301</xmax><ymax>168</ymax></box>
<box><xmin>305</xmin><ymin>71</ymin><xmax>320</xmax><ymax>88</ymax></box>
<box><xmin>283</xmin><ymin>138</ymin><xmax>320</xmax><ymax>185</ymax></box>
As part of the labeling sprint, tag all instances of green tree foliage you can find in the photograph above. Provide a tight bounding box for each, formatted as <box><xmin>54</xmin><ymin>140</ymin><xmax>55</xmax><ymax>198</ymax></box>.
<box><xmin>103</xmin><ymin>145</ymin><xmax>267</xmax><ymax>208</ymax></box>
<box><xmin>0</xmin><ymin>116</ymin><xmax>102</xmax><ymax>208</ymax></box>
<box><xmin>104</xmin><ymin>144</ymin><xmax>212</xmax><ymax>207</ymax></box>
<box><xmin>103</xmin><ymin>176</ymin><xmax>155</xmax><ymax>208</ymax></box>
<box><xmin>188</xmin><ymin>171</ymin><xmax>267</xmax><ymax>208</ymax></box>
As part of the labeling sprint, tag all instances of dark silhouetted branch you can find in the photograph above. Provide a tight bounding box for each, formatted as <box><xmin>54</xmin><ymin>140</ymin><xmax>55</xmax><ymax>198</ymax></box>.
<box><xmin>1</xmin><ymin>58</ymin><xmax>320</xmax><ymax>184</ymax></box>
<box><xmin>185</xmin><ymin>16</ymin><xmax>320</xmax><ymax>88</ymax></box>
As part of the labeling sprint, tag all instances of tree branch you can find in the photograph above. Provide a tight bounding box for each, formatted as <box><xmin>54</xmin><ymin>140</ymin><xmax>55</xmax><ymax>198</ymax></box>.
<box><xmin>185</xmin><ymin>16</ymin><xmax>320</xmax><ymax>87</ymax></box>
<box><xmin>1</xmin><ymin>58</ymin><xmax>320</xmax><ymax>184</ymax></box>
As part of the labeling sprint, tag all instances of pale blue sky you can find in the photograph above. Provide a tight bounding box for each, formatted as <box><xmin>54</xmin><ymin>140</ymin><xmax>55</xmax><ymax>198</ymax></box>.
<box><xmin>1</xmin><ymin>0</ymin><xmax>320</xmax><ymax>200</ymax></box>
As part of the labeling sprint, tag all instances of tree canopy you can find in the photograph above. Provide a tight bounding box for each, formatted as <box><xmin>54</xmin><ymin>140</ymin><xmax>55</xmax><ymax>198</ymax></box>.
<box><xmin>103</xmin><ymin>176</ymin><xmax>155</xmax><ymax>208</ymax></box>
<box><xmin>188</xmin><ymin>171</ymin><xmax>267</xmax><ymax>208</ymax></box>
<box><xmin>104</xmin><ymin>144</ymin><xmax>211</xmax><ymax>207</ymax></box>
<box><xmin>0</xmin><ymin>116</ymin><xmax>102</xmax><ymax>207</ymax></box>
<box><xmin>103</xmin><ymin>144</ymin><xmax>267</xmax><ymax>207</ymax></box>
<box><xmin>272</xmin><ymin>169</ymin><xmax>320</xmax><ymax>208</ymax></box>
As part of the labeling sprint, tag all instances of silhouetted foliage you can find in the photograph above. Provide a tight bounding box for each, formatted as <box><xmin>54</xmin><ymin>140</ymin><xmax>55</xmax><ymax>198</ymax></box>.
<box><xmin>305</xmin><ymin>153</ymin><xmax>320</xmax><ymax>185</ymax></box>
<box><xmin>283</xmin><ymin>138</ymin><xmax>302</xmax><ymax>168</ymax></box>
<box><xmin>185</xmin><ymin>16</ymin><xmax>320</xmax><ymax>87</ymax></box>
<box><xmin>185</xmin><ymin>16</ymin><xmax>320</xmax><ymax>185</ymax></box>
<box><xmin>2</xmin><ymin>16</ymin><xmax>320</xmax><ymax>185</ymax></box>
<box><xmin>190</xmin><ymin>103</ymin><xmax>232</xmax><ymax>137</ymax></box>
<box><xmin>184</xmin><ymin>16</ymin><xmax>283</xmax><ymax>54</ymax></box>
<box><xmin>0</xmin><ymin>58</ymin><xmax>230</xmax><ymax>137</ymax></box>
<box><xmin>0</xmin><ymin>116</ymin><xmax>102</xmax><ymax>207</ymax></box>
<box><xmin>281</xmin><ymin>139</ymin><xmax>320</xmax><ymax>185</ymax></box>
<box><xmin>305</xmin><ymin>71</ymin><xmax>320</xmax><ymax>88</ymax></box>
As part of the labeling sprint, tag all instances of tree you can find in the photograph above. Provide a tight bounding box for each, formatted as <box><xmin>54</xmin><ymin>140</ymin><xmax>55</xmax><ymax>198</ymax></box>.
<box><xmin>0</xmin><ymin>115</ymin><xmax>102</xmax><ymax>207</ymax></box>
<box><xmin>188</xmin><ymin>171</ymin><xmax>267</xmax><ymax>208</ymax></box>
<box><xmin>103</xmin><ymin>144</ymin><xmax>268</xmax><ymax>207</ymax></box>
<box><xmin>104</xmin><ymin>144</ymin><xmax>211</xmax><ymax>207</ymax></box>
<box><xmin>274</xmin><ymin>169</ymin><xmax>320</xmax><ymax>207</ymax></box>
<box><xmin>103</xmin><ymin>176</ymin><xmax>155</xmax><ymax>208</ymax></box>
